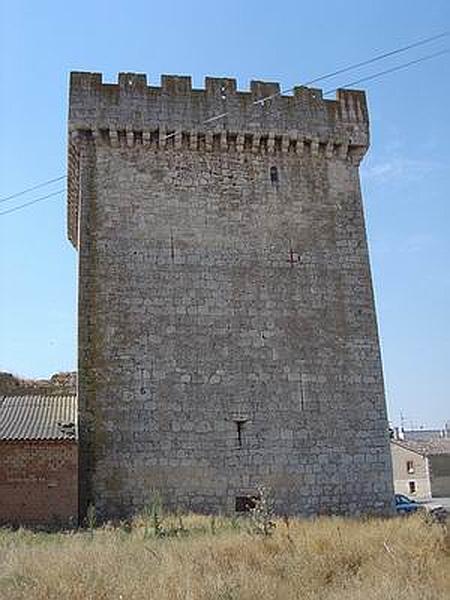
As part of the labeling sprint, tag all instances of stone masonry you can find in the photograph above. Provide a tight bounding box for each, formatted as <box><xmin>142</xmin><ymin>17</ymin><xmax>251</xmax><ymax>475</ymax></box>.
<box><xmin>68</xmin><ymin>72</ymin><xmax>394</xmax><ymax>520</ymax></box>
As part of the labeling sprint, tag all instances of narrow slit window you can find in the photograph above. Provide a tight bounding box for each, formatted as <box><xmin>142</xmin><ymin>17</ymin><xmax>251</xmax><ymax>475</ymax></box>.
<box><xmin>270</xmin><ymin>166</ymin><xmax>279</xmax><ymax>185</ymax></box>
<box><xmin>235</xmin><ymin>420</ymin><xmax>245</xmax><ymax>447</ymax></box>
<box><xmin>408</xmin><ymin>481</ymin><xmax>416</xmax><ymax>495</ymax></box>
<box><xmin>406</xmin><ymin>460</ymin><xmax>414</xmax><ymax>474</ymax></box>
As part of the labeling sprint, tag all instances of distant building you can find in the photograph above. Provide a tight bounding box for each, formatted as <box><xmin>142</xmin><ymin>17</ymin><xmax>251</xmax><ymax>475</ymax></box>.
<box><xmin>395</xmin><ymin>422</ymin><xmax>450</xmax><ymax>442</ymax></box>
<box><xmin>390</xmin><ymin>438</ymin><xmax>450</xmax><ymax>499</ymax></box>
<box><xmin>0</xmin><ymin>395</ymin><xmax>78</xmax><ymax>527</ymax></box>
<box><xmin>390</xmin><ymin>441</ymin><xmax>431</xmax><ymax>500</ymax></box>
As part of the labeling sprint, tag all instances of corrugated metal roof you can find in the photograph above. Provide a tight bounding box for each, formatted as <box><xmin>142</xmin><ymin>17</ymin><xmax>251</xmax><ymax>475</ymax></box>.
<box><xmin>0</xmin><ymin>395</ymin><xmax>77</xmax><ymax>441</ymax></box>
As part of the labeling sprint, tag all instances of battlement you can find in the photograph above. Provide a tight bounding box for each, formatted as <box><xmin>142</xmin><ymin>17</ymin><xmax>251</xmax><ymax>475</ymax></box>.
<box><xmin>68</xmin><ymin>72</ymin><xmax>369</xmax><ymax>145</ymax></box>
<box><xmin>67</xmin><ymin>72</ymin><xmax>370</xmax><ymax>247</ymax></box>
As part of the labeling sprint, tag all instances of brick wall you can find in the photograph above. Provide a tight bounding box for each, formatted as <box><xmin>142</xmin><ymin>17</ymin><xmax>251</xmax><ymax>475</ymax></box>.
<box><xmin>0</xmin><ymin>441</ymin><xmax>78</xmax><ymax>527</ymax></box>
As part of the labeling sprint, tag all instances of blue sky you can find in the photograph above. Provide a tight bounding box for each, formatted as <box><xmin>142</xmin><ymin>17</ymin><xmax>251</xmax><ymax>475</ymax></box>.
<box><xmin>0</xmin><ymin>0</ymin><xmax>449</xmax><ymax>428</ymax></box>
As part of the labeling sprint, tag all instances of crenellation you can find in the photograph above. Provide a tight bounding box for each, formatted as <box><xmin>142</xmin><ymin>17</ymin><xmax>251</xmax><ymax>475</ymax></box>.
<box><xmin>250</xmin><ymin>80</ymin><xmax>281</xmax><ymax>101</ymax></box>
<box><xmin>161</xmin><ymin>74</ymin><xmax>192</xmax><ymax>95</ymax></box>
<box><xmin>118</xmin><ymin>72</ymin><xmax>148</xmax><ymax>91</ymax></box>
<box><xmin>68</xmin><ymin>72</ymin><xmax>369</xmax><ymax>146</ymax></box>
<box><xmin>205</xmin><ymin>77</ymin><xmax>237</xmax><ymax>97</ymax></box>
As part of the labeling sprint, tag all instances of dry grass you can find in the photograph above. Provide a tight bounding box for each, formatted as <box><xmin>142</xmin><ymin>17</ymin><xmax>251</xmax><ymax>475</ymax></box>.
<box><xmin>0</xmin><ymin>513</ymin><xmax>449</xmax><ymax>599</ymax></box>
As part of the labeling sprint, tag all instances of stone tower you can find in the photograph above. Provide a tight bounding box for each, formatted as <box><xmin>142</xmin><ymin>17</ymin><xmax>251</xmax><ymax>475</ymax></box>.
<box><xmin>68</xmin><ymin>72</ymin><xmax>393</xmax><ymax>520</ymax></box>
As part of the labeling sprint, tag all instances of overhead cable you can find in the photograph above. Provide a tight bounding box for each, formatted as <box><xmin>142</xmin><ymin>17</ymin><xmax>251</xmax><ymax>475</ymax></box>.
<box><xmin>2</xmin><ymin>30</ymin><xmax>448</xmax><ymax>206</ymax></box>
<box><xmin>0</xmin><ymin>175</ymin><xmax>66</xmax><ymax>204</ymax></box>
<box><xmin>0</xmin><ymin>189</ymin><xmax>65</xmax><ymax>217</ymax></box>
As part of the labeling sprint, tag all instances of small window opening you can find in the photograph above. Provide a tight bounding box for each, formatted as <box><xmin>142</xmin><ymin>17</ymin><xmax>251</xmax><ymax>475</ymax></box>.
<box><xmin>182</xmin><ymin>132</ymin><xmax>190</xmax><ymax>148</ymax></box>
<box><xmin>270</xmin><ymin>166</ymin><xmax>279</xmax><ymax>185</ymax></box>
<box><xmin>235</xmin><ymin>495</ymin><xmax>258</xmax><ymax>513</ymax></box>
<box><xmin>99</xmin><ymin>128</ymin><xmax>109</xmax><ymax>143</ymax></box>
<box><xmin>212</xmin><ymin>133</ymin><xmax>221</xmax><ymax>151</ymax></box>
<box><xmin>150</xmin><ymin>129</ymin><xmax>160</xmax><ymax>145</ymax></box>
<box><xmin>406</xmin><ymin>460</ymin><xmax>414</xmax><ymax>474</ymax></box>
<box><xmin>408</xmin><ymin>481</ymin><xmax>416</xmax><ymax>495</ymax></box>
<box><xmin>288</xmin><ymin>139</ymin><xmax>297</xmax><ymax>153</ymax></box>
<box><xmin>235</xmin><ymin>420</ymin><xmax>246</xmax><ymax>447</ymax></box>
<box><xmin>244</xmin><ymin>134</ymin><xmax>253</xmax><ymax>151</ymax></box>
<box><xmin>227</xmin><ymin>133</ymin><xmax>237</xmax><ymax>150</ymax></box>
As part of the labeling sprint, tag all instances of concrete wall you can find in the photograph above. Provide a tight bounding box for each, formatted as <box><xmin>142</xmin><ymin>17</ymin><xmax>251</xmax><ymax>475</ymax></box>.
<box><xmin>0</xmin><ymin>441</ymin><xmax>78</xmax><ymax>527</ymax></box>
<box><xmin>390</xmin><ymin>442</ymin><xmax>431</xmax><ymax>500</ymax></box>
<box><xmin>69</xmin><ymin>72</ymin><xmax>393</xmax><ymax>520</ymax></box>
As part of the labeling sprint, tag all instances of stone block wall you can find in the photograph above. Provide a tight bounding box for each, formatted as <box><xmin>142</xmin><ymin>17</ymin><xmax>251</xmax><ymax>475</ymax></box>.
<box><xmin>68</xmin><ymin>73</ymin><xmax>393</xmax><ymax>520</ymax></box>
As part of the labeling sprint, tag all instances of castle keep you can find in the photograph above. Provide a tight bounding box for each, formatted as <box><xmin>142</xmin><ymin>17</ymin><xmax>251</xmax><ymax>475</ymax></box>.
<box><xmin>68</xmin><ymin>72</ymin><xmax>393</xmax><ymax>519</ymax></box>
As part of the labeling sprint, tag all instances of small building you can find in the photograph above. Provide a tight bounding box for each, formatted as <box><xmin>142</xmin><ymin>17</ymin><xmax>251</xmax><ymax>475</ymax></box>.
<box><xmin>390</xmin><ymin>440</ymin><xmax>432</xmax><ymax>500</ymax></box>
<box><xmin>0</xmin><ymin>395</ymin><xmax>78</xmax><ymax>527</ymax></box>
<box><xmin>391</xmin><ymin>438</ymin><xmax>450</xmax><ymax>499</ymax></box>
<box><xmin>402</xmin><ymin>423</ymin><xmax>450</xmax><ymax>442</ymax></box>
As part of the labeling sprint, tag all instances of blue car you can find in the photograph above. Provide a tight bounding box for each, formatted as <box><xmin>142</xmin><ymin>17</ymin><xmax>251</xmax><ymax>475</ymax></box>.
<box><xmin>394</xmin><ymin>493</ymin><xmax>422</xmax><ymax>515</ymax></box>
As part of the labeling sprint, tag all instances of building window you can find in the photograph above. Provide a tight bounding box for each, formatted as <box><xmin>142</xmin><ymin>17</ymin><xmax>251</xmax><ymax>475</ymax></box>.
<box><xmin>235</xmin><ymin>496</ymin><xmax>258</xmax><ymax>513</ymax></box>
<box><xmin>270</xmin><ymin>166</ymin><xmax>279</xmax><ymax>185</ymax></box>
<box><xmin>408</xmin><ymin>481</ymin><xmax>416</xmax><ymax>495</ymax></box>
<box><xmin>234</xmin><ymin>420</ymin><xmax>246</xmax><ymax>448</ymax></box>
<box><xmin>406</xmin><ymin>460</ymin><xmax>414</xmax><ymax>474</ymax></box>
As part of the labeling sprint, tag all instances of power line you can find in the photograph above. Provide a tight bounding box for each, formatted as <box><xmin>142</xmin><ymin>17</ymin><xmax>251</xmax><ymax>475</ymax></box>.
<box><xmin>0</xmin><ymin>189</ymin><xmax>65</xmax><ymax>217</ymax></box>
<box><xmin>2</xmin><ymin>48</ymin><xmax>446</xmax><ymax>219</ymax></box>
<box><xmin>2</xmin><ymin>30</ymin><xmax>448</xmax><ymax>205</ymax></box>
<box><xmin>198</xmin><ymin>30</ymin><xmax>449</xmax><ymax>116</ymax></box>
<box><xmin>0</xmin><ymin>175</ymin><xmax>66</xmax><ymax>204</ymax></box>
<box><xmin>148</xmin><ymin>40</ymin><xmax>450</xmax><ymax>144</ymax></box>
<box><xmin>323</xmin><ymin>48</ymin><xmax>450</xmax><ymax>95</ymax></box>
<box><xmin>283</xmin><ymin>30</ymin><xmax>449</xmax><ymax>92</ymax></box>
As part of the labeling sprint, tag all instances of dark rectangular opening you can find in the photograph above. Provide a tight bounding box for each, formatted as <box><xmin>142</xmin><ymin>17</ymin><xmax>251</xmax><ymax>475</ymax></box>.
<box><xmin>182</xmin><ymin>132</ymin><xmax>191</xmax><ymax>148</ymax></box>
<box><xmin>234</xmin><ymin>419</ymin><xmax>247</xmax><ymax>447</ymax></box>
<box><xmin>288</xmin><ymin>139</ymin><xmax>297</xmax><ymax>153</ymax></box>
<box><xmin>244</xmin><ymin>134</ymin><xmax>253</xmax><ymax>151</ymax></box>
<box><xmin>117</xmin><ymin>129</ymin><xmax>127</xmax><ymax>144</ymax></box>
<box><xmin>227</xmin><ymin>133</ymin><xmax>237</xmax><ymax>150</ymax></box>
<box><xmin>259</xmin><ymin>136</ymin><xmax>268</xmax><ymax>152</ymax></box>
<box><xmin>197</xmin><ymin>133</ymin><xmax>206</xmax><ymax>151</ymax></box>
<box><xmin>150</xmin><ymin>129</ymin><xmax>160</xmax><ymax>145</ymax></box>
<box><xmin>235</xmin><ymin>495</ymin><xmax>258</xmax><ymax>513</ymax></box>
<box><xmin>212</xmin><ymin>133</ymin><xmax>221</xmax><ymax>151</ymax></box>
